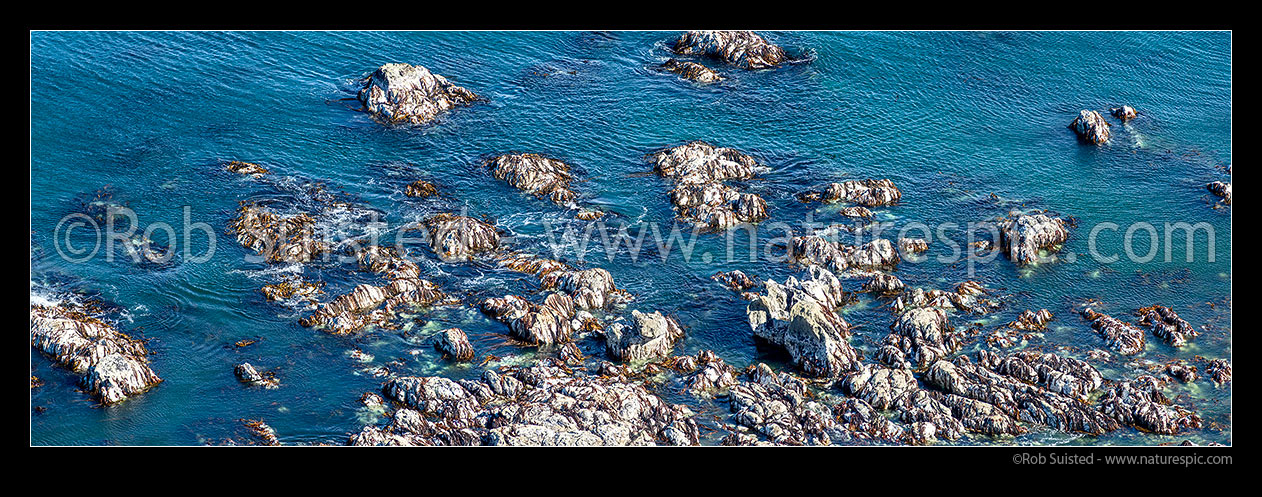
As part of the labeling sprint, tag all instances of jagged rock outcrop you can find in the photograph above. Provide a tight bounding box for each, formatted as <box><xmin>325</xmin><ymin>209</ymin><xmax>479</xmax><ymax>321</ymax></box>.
<box><xmin>862</xmin><ymin>273</ymin><xmax>905</xmax><ymax>295</ymax></box>
<box><xmin>485</xmin><ymin>153</ymin><xmax>577</xmax><ymax>206</ymax></box>
<box><xmin>241</xmin><ymin>419</ymin><xmax>281</xmax><ymax>446</ymax></box>
<box><xmin>799</xmin><ymin>179</ymin><xmax>903</xmax><ymax>207</ymax></box>
<box><xmin>1137</xmin><ymin>305</ymin><xmax>1198</xmax><ymax>347</ymax></box>
<box><xmin>876</xmin><ymin>308</ymin><xmax>961</xmax><ymax>370</ymax></box>
<box><xmin>1110</xmin><ymin>105</ymin><xmax>1137</xmax><ymax>121</ymax></box>
<box><xmin>1207</xmin><ymin>181</ymin><xmax>1231</xmax><ymax>205</ymax></box>
<box><xmin>349</xmin><ymin>361</ymin><xmax>699</xmax><ymax>446</ymax></box>
<box><xmin>482</xmin><ymin>293</ymin><xmax>577</xmax><ymax>345</ymax></box>
<box><xmin>838</xmin><ymin>365</ymin><xmax>919</xmax><ymax>409</ymax></box>
<box><xmin>421</xmin><ymin>214</ymin><xmax>500</xmax><ymax>261</ymax></box>
<box><xmin>666</xmin><ymin>350</ymin><xmax>739</xmax><ymax>393</ymax></box>
<box><xmin>30</xmin><ymin>302</ymin><xmax>162</xmax><ymax>405</ymax></box>
<box><xmin>357</xmin><ymin>63</ymin><xmax>479</xmax><ymax>125</ymax></box>
<box><xmin>1204</xmin><ymin>359</ymin><xmax>1231</xmax><ymax>385</ymax></box>
<box><xmin>889</xmin><ymin>282</ymin><xmax>1001</xmax><ymax>315</ymax></box>
<box><xmin>404</xmin><ymin>180</ymin><xmax>438</xmax><ymax>198</ymax></box>
<box><xmin>605</xmin><ymin>310</ymin><xmax>684</xmax><ymax>361</ymax></box>
<box><xmin>1069</xmin><ymin>109</ymin><xmax>1111</xmax><ymax>144</ymax></box>
<box><xmin>1082</xmin><ymin>308</ymin><xmax>1146</xmax><ymax>355</ymax></box>
<box><xmin>1010</xmin><ymin>309</ymin><xmax>1054</xmax><ymax>330</ymax></box>
<box><xmin>539</xmin><ymin>267</ymin><xmax>628</xmax><ymax>310</ymax></box>
<box><xmin>651</xmin><ymin>141</ymin><xmax>768</xmax><ymax>231</ymax></box>
<box><xmin>234</xmin><ymin>363</ymin><xmax>279</xmax><ymax>389</ymax></box>
<box><xmin>1099</xmin><ymin>376</ymin><xmax>1203</xmax><ymax>434</ymax></box>
<box><xmin>301</xmin><ymin>246</ymin><xmax>447</xmax><ymax>334</ymax></box>
<box><xmin>789</xmin><ymin>236</ymin><xmax>900</xmax><ymax>273</ymax></box>
<box><xmin>747</xmin><ymin>267</ymin><xmax>859</xmax><ymax>377</ymax></box>
<box><xmin>672</xmin><ymin>31</ymin><xmax>788</xmax><ymax>70</ymax></box>
<box><xmin>433</xmin><ymin>327</ymin><xmax>475</xmax><ymax>361</ymax></box>
<box><xmin>1165</xmin><ymin>361</ymin><xmax>1198</xmax><ymax>383</ymax></box>
<box><xmin>998</xmin><ymin>213</ymin><xmax>1069</xmax><ymax>265</ymax></box>
<box><xmin>229</xmin><ymin>203</ymin><xmax>329</xmax><ymax>263</ymax></box>
<box><xmin>899</xmin><ymin>237</ymin><xmax>929</xmax><ymax>255</ymax></box>
<box><xmin>661</xmin><ymin>58</ymin><xmax>724</xmax><ymax>83</ymax></box>
<box><xmin>728</xmin><ymin>364</ymin><xmax>848</xmax><ymax>445</ymax></box>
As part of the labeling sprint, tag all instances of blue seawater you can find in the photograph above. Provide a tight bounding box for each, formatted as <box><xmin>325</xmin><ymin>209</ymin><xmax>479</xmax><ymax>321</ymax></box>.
<box><xmin>30</xmin><ymin>31</ymin><xmax>1231</xmax><ymax>445</ymax></box>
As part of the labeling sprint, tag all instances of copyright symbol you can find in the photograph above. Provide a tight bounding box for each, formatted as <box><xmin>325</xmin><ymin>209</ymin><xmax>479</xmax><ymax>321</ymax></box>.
<box><xmin>1012</xmin><ymin>453</ymin><xmax>1022</xmax><ymax>464</ymax></box>
<box><xmin>54</xmin><ymin>213</ymin><xmax>101</xmax><ymax>263</ymax></box>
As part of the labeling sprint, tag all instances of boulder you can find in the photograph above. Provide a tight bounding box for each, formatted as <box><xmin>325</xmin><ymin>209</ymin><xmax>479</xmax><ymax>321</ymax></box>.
<box><xmin>485</xmin><ymin>153</ymin><xmax>577</xmax><ymax>205</ymax></box>
<box><xmin>1082</xmin><ymin>308</ymin><xmax>1146</xmax><ymax>355</ymax></box>
<box><xmin>800</xmin><ymin>179</ymin><xmax>902</xmax><ymax>207</ymax></box>
<box><xmin>672</xmin><ymin>31</ymin><xmax>788</xmax><ymax>70</ymax></box>
<box><xmin>404</xmin><ymin>180</ymin><xmax>438</xmax><ymax>198</ymax></box>
<box><xmin>225</xmin><ymin>160</ymin><xmax>268</xmax><ymax>176</ymax></box>
<box><xmin>421</xmin><ymin>214</ymin><xmax>500</xmax><ymax>261</ymax></box>
<box><xmin>1137</xmin><ymin>305</ymin><xmax>1198</xmax><ymax>347</ymax></box>
<box><xmin>1069</xmin><ymin>109</ymin><xmax>1111</xmax><ymax>144</ymax></box>
<box><xmin>357</xmin><ymin>63</ymin><xmax>479</xmax><ymax>125</ymax></box>
<box><xmin>30</xmin><ymin>303</ymin><xmax>162</xmax><ymax>405</ymax></box>
<box><xmin>605</xmin><ymin>310</ymin><xmax>684</xmax><ymax>361</ymax></box>
<box><xmin>998</xmin><ymin>213</ymin><xmax>1069</xmax><ymax>265</ymax></box>
<box><xmin>433</xmin><ymin>328</ymin><xmax>475</xmax><ymax>361</ymax></box>
<box><xmin>661</xmin><ymin>58</ymin><xmax>724</xmax><ymax>83</ymax></box>
<box><xmin>1207</xmin><ymin>181</ymin><xmax>1231</xmax><ymax>205</ymax></box>
<box><xmin>1110</xmin><ymin>105</ymin><xmax>1137</xmax><ymax>121</ymax></box>
<box><xmin>234</xmin><ymin>362</ymin><xmax>280</xmax><ymax>389</ymax></box>
<box><xmin>747</xmin><ymin>270</ymin><xmax>859</xmax><ymax>377</ymax></box>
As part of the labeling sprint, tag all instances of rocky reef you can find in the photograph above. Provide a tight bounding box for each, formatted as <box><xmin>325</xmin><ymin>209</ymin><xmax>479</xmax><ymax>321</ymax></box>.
<box><xmin>229</xmin><ymin>203</ymin><xmax>329</xmax><ymax>263</ymax></box>
<box><xmin>789</xmin><ymin>236</ymin><xmax>900</xmax><ymax>274</ymax></box>
<box><xmin>485</xmin><ymin>153</ymin><xmax>578</xmax><ymax>206</ymax></box>
<box><xmin>998</xmin><ymin>212</ymin><xmax>1069</xmax><ymax>265</ymax></box>
<box><xmin>1069</xmin><ymin>110</ymin><xmax>1111</xmax><ymax>144</ymax></box>
<box><xmin>420</xmin><ymin>214</ymin><xmax>500</xmax><ymax>261</ymax></box>
<box><xmin>650</xmin><ymin>141</ymin><xmax>769</xmax><ymax>231</ymax></box>
<box><xmin>672</xmin><ymin>31</ymin><xmax>788</xmax><ymax>70</ymax></box>
<box><xmin>1137</xmin><ymin>305</ymin><xmax>1198</xmax><ymax>347</ymax></box>
<box><xmin>1110</xmin><ymin>105</ymin><xmax>1137</xmax><ymax>121</ymax></box>
<box><xmin>225</xmin><ymin>160</ymin><xmax>268</xmax><ymax>176</ymax></box>
<box><xmin>432</xmin><ymin>328</ymin><xmax>475</xmax><ymax>362</ymax></box>
<box><xmin>876</xmin><ymin>308</ymin><xmax>961</xmax><ymax>370</ymax></box>
<box><xmin>234</xmin><ymin>362</ymin><xmax>280</xmax><ymax>389</ymax></box>
<box><xmin>30</xmin><ymin>302</ymin><xmax>162</xmax><ymax>405</ymax></box>
<box><xmin>349</xmin><ymin>360</ymin><xmax>699</xmax><ymax>446</ymax></box>
<box><xmin>357</xmin><ymin>63</ymin><xmax>479</xmax><ymax>125</ymax></box>
<box><xmin>404</xmin><ymin>180</ymin><xmax>438</xmax><ymax>198</ymax></box>
<box><xmin>1099</xmin><ymin>376</ymin><xmax>1202</xmax><ymax>434</ymax></box>
<box><xmin>1082</xmin><ymin>308</ymin><xmax>1147</xmax><ymax>355</ymax></box>
<box><xmin>605</xmin><ymin>310</ymin><xmax>684</xmax><ymax>361</ymax></box>
<box><xmin>301</xmin><ymin>246</ymin><xmax>448</xmax><ymax>334</ymax></box>
<box><xmin>798</xmin><ymin>179</ymin><xmax>903</xmax><ymax>207</ymax></box>
<box><xmin>661</xmin><ymin>58</ymin><xmax>724</xmax><ymax>83</ymax></box>
<box><xmin>482</xmin><ymin>293</ymin><xmax>578</xmax><ymax>345</ymax></box>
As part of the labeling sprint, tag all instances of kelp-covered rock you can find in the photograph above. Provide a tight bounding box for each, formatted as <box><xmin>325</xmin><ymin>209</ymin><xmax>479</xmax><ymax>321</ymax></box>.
<box><xmin>1099</xmin><ymin>376</ymin><xmax>1202</xmax><ymax>434</ymax></box>
<box><xmin>482</xmin><ymin>293</ymin><xmax>576</xmax><ymax>345</ymax></box>
<box><xmin>433</xmin><ymin>328</ymin><xmax>475</xmax><ymax>362</ymax></box>
<box><xmin>896</xmin><ymin>390</ymin><xmax>966</xmax><ymax>442</ymax></box>
<box><xmin>667</xmin><ymin>350</ymin><xmax>739</xmax><ymax>393</ymax></box>
<box><xmin>225</xmin><ymin>160</ymin><xmax>268</xmax><ymax>176</ymax></box>
<box><xmin>30</xmin><ymin>303</ymin><xmax>162</xmax><ymax>405</ymax></box>
<box><xmin>351</xmin><ymin>361</ymin><xmax>699</xmax><ymax>446</ymax></box>
<box><xmin>1137</xmin><ymin>305</ymin><xmax>1198</xmax><ymax>347</ymax></box>
<box><xmin>241</xmin><ymin>419</ymin><xmax>281</xmax><ymax>446</ymax></box>
<box><xmin>485</xmin><ymin>153</ymin><xmax>577</xmax><ymax>206</ymax></box>
<box><xmin>234</xmin><ymin>362</ymin><xmax>279</xmax><ymax>389</ymax></box>
<box><xmin>1082</xmin><ymin>308</ymin><xmax>1146</xmax><ymax>355</ymax></box>
<box><xmin>301</xmin><ymin>246</ymin><xmax>447</xmax><ymax>334</ymax></box>
<box><xmin>404</xmin><ymin>180</ymin><xmax>438</xmax><ymax>198</ymax></box>
<box><xmin>357</xmin><ymin>63</ymin><xmax>479</xmax><ymax>125</ymax></box>
<box><xmin>1204</xmin><ymin>359</ymin><xmax>1231</xmax><ymax>385</ymax></box>
<box><xmin>1110</xmin><ymin>105</ymin><xmax>1137</xmax><ymax>121</ymax></box>
<box><xmin>1165</xmin><ymin>361</ymin><xmax>1198</xmax><ymax>383</ymax></box>
<box><xmin>799</xmin><ymin>179</ymin><xmax>903</xmax><ymax>207</ymax></box>
<box><xmin>789</xmin><ymin>236</ymin><xmax>900</xmax><ymax>273</ymax></box>
<box><xmin>650</xmin><ymin>141</ymin><xmax>768</xmax><ymax>231</ymax></box>
<box><xmin>889</xmin><ymin>282</ymin><xmax>1001</xmax><ymax>316</ymax></box>
<box><xmin>729</xmin><ymin>364</ymin><xmax>847</xmax><ymax>445</ymax></box>
<box><xmin>661</xmin><ymin>58</ymin><xmax>724</xmax><ymax>83</ymax></box>
<box><xmin>899</xmin><ymin>237</ymin><xmax>929</xmax><ymax>255</ymax></box>
<box><xmin>229</xmin><ymin>203</ymin><xmax>329</xmax><ymax>263</ymax></box>
<box><xmin>605</xmin><ymin>310</ymin><xmax>684</xmax><ymax>361</ymax></box>
<box><xmin>839</xmin><ymin>206</ymin><xmax>874</xmax><ymax>218</ymax></box>
<box><xmin>421</xmin><ymin>214</ymin><xmax>500</xmax><ymax>261</ymax></box>
<box><xmin>838</xmin><ymin>365</ymin><xmax>918</xmax><ymax>409</ymax></box>
<box><xmin>1010</xmin><ymin>309</ymin><xmax>1053</xmax><ymax>330</ymax></box>
<box><xmin>712</xmin><ymin>270</ymin><xmax>757</xmax><ymax>293</ymax></box>
<box><xmin>259</xmin><ymin>275</ymin><xmax>323</xmax><ymax>303</ymax></box>
<box><xmin>1069</xmin><ymin>109</ymin><xmax>1111</xmax><ymax>144</ymax></box>
<box><xmin>876</xmin><ymin>308</ymin><xmax>961</xmax><ymax>370</ymax></box>
<box><xmin>998</xmin><ymin>213</ymin><xmax>1069</xmax><ymax>265</ymax></box>
<box><xmin>747</xmin><ymin>267</ymin><xmax>859</xmax><ymax>377</ymax></box>
<box><xmin>539</xmin><ymin>267</ymin><xmax>628</xmax><ymax>310</ymax></box>
<box><xmin>1207</xmin><ymin>181</ymin><xmax>1231</xmax><ymax>205</ymax></box>
<box><xmin>672</xmin><ymin>31</ymin><xmax>788</xmax><ymax>70</ymax></box>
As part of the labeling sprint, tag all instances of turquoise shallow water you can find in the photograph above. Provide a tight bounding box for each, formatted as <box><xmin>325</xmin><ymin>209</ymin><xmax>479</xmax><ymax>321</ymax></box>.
<box><xmin>30</xmin><ymin>31</ymin><xmax>1231</xmax><ymax>445</ymax></box>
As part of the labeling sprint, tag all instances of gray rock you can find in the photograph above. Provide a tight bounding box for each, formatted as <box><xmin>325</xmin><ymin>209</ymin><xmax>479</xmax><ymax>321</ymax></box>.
<box><xmin>30</xmin><ymin>303</ymin><xmax>162</xmax><ymax>405</ymax></box>
<box><xmin>672</xmin><ymin>30</ymin><xmax>788</xmax><ymax>70</ymax></box>
<box><xmin>605</xmin><ymin>310</ymin><xmax>684</xmax><ymax>361</ymax></box>
<box><xmin>1069</xmin><ymin>109</ymin><xmax>1111</xmax><ymax>144</ymax></box>
<box><xmin>357</xmin><ymin>63</ymin><xmax>479</xmax><ymax>125</ymax></box>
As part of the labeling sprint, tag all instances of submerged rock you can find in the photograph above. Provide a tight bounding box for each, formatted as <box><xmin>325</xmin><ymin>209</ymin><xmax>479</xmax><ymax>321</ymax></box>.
<box><xmin>241</xmin><ymin>419</ymin><xmax>281</xmax><ymax>446</ymax></box>
<box><xmin>1110</xmin><ymin>105</ymin><xmax>1137</xmax><ymax>121</ymax></box>
<box><xmin>746</xmin><ymin>267</ymin><xmax>860</xmax><ymax>377</ymax></box>
<box><xmin>485</xmin><ymin>153</ymin><xmax>577</xmax><ymax>206</ymax></box>
<box><xmin>799</xmin><ymin>179</ymin><xmax>903</xmax><ymax>207</ymax></box>
<box><xmin>404</xmin><ymin>180</ymin><xmax>438</xmax><ymax>198</ymax></box>
<box><xmin>1082</xmin><ymin>308</ymin><xmax>1146</xmax><ymax>355</ymax></box>
<box><xmin>259</xmin><ymin>275</ymin><xmax>323</xmax><ymax>303</ymax></box>
<box><xmin>350</xmin><ymin>361</ymin><xmax>699</xmax><ymax>446</ymax></box>
<box><xmin>421</xmin><ymin>214</ymin><xmax>500</xmax><ymax>261</ymax></box>
<box><xmin>357</xmin><ymin>63</ymin><xmax>479</xmax><ymax>125</ymax></box>
<box><xmin>605</xmin><ymin>310</ymin><xmax>684</xmax><ymax>361</ymax></box>
<box><xmin>998</xmin><ymin>212</ymin><xmax>1069</xmax><ymax>265</ymax></box>
<box><xmin>1206</xmin><ymin>181</ymin><xmax>1231</xmax><ymax>205</ymax></box>
<box><xmin>1069</xmin><ymin>109</ymin><xmax>1111</xmax><ymax>144</ymax></box>
<box><xmin>234</xmin><ymin>363</ymin><xmax>280</xmax><ymax>389</ymax></box>
<box><xmin>30</xmin><ymin>303</ymin><xmax>162</xmax><ymax>405</ymax></box>
<box><xmin>1136</xmin><ymin>305</ymin><xmax>1198</xmax><ymax>347</ymax></box>
<box><xmin>672</xmin><ymin>31</ymin><xmax>788</xmax><ymax>70</ymax></box>
<box><xmin>661</xmin><ymin>58</ymin><xmax>724</xmax><ymax>83</ymax></box>
<box><xmin>712</xmin><ymin>270</ymin><xmax>757</xmax><ymax>293</ymax></box>
<box><xmin>650</xmin><ymin>141</ymin><xmax>768</xmax><ymax>231</ymax></box>
<box><xmin>433</xmin><ymin>328</ymin><xmax>475</xmax><ymax>361</ymax></box>
<box><xmin>876</xmin><ymin>308</ymin><xmax>961</xmax><ymax>370</ymax></box>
